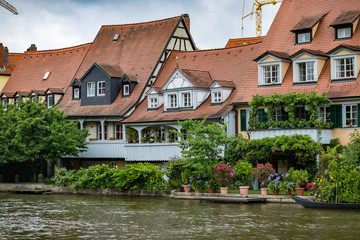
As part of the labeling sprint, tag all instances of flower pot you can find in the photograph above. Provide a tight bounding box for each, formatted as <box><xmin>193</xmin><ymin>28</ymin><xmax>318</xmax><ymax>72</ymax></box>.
<box><xmin>38</xmin><ymin>178</ymin><xmax>43</xmax><ymax>184</ymax></box>
<box><xmin>220</xmin><ymin>187</ymin><xmax>228</xmax><ymax>194</ymax></box>
<box><xmin>132</xmin><ymin>140</ymin><xmax>137</xmax><ymax>143</ymax></box>
<box><xmin>239</xmin><ymin>186</ymin><xmax>249</xmax><ymax>195</ymax></box>
<box><xmin>183</xmin><ymin>185</ymin><xmax>191</xmax><ymax>193</ymax></box>
<box><xmin>272</xmin><ymin>190</ymin><xmax>279</xmax><ymax>195</ymax></box>
<box><xmin>285</xmin><ymin>190</ymin><xmax>291</xmax><ymax>195</ymax></box>
<box><xmin>208</xmin><ymin>188</ymin><xmax>215</xmax><ymax>193</ymax></box>
<box><xmin>177</xmin><ymin>188</ymin><xmax>181</xmax><ymax>192</ymax></box>
<box><xmin>194</xmin><ymin>188</ymin><xmax>200</xmax><ymax>193</ymax></box>
<box><xmin>260</xmin><ymin>188</ymin><xmax>268</xmax><ymax>195</ymax></box>
<box><xmin>141</xmin><ymin>140</ymin><xmax>147</xmax><ymax>143</ymax></box>
<box><xmin>295</xmin><ymin>187</ymin><xmax>305</xmax><ymax>196</ymax></box>
<box><xmin>15</xmin><ymin>177</ymin><xmax>20</xmax><ymax>183</ymax></box>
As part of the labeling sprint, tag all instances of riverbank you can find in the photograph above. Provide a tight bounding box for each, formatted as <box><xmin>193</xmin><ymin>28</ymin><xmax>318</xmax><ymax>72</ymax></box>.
<box><xmin>0</xmin><ymin>183</ymin><xmax>314</xmax><ymax>203</ymax></box>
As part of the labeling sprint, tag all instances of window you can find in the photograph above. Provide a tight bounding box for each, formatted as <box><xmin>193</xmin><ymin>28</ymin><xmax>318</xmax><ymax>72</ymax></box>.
<box><xmin>181</xmin><ymin>129</ymin><xmax>188</xmax><ymax>140</ymax></box>
<box><xmin>297</xmin><ymin>32</ymin><xmax>311</xmax><ymax>44</ymax></box>
<box><xmin>295</xmin><ymin>107</ymin><xmax>307</xmax><ymax>120</ymax></box>
<box><xmin>297</xmin><ymin>62</ymin><xmax>315</xmax><ymax>82</ymax></box>
<box><xmin>319</xmin><ymin>106</ymin><xmax>330</xmax><ymax>123</ymax></box>
<box><xmin>149</xmin><ymin>97</ymin><xmax>158</xmax><ymax>108</ymax></box>
<box><xmin>123</xmin><ymin>84</ymin><xmax>130</xmax><ymax>96</ymax></box>
<box><xmin>97</xmin><ymin>81</ymin><xmax>105</xmax><ymax>96</ymax></box>
<box><xmin>87</xmin><ymin>82</ymin><xmax>95</xmax><ymax>97</ymax></box>
<box><xmin>2</xmin><ymin>99</ymin><xmax>7</xmax><ymax>110</ymax></box>
<box><xmin>115</xmin><ymin>124</ymin><xmax>123</xmax><ymax>140</ymax></box>
<box><xmin>47</xmin><ymin>95</ymin><xmax>53</xmax><ymax>108</ymax></box>
<box><xmin>335</xmin><ymin>57</ymin><xmax>354</xmax><ymax>79</ymax></box>
<box><xmin>168</xmin><ymin>94</ymin><xmax>177</xmax><ymax>108</ymax></box>
<box><xmin>182</xmin><ymin>92</ymin><xmax>191</xmax><ymax>107</ymax></box>
<box><xmin>274</xmin><ymin>108</ymin><xmax>282</xmax><ymax>121</ymax></box>
<box><xmin>345</xmin><ymin>104</ymin><xmax>357</xmax><ymax>127</ymax></box>
<box><xmin>213</xmin><ymin>91</ymin><xmax>222</xmax><ymax>103</ymax></box>
<box><xmin>73</xmin><ymin>88</ymin><xmax>80</xmax><ymax>99</ymax></box>
<box><xmin>262</xmin><ymin>65</ymin><xmax>280</xmax><ymax>84</ymax></box>
<box><xmin>43</xmin><ymin>72</ymin><xmax>50</xmax><ymax>80</ymax></box>
<box><xmin>98</xmin><ymin>124</ymin><xmax>108</xmax><ymax>140</ymax></box>
<box><xmin>336</xmin><ymin>27</ymin><xmax>352</xmax><ymax>39</ymax></box>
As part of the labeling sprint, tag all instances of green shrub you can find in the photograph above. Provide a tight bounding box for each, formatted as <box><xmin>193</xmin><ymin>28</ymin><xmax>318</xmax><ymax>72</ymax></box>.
<box><xmin>54</xmin><ymin>167</ymin><xmax>75</xmax><ymax>186</ymax></box>
<box><xmin>71</xmin><ymin>164</ymin><xmax>117</xmax><ymax>189</ymax></box>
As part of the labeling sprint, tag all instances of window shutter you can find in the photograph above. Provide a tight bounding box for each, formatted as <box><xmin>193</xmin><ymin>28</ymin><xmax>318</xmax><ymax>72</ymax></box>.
<box><xmin>330</xmin><ymin>104</ymin><xmax>342</xmax><ymax>128</ymax></box>
<box><xmin>305</xmin><ymin>110</ymin><xmax>310</xmax><ymax>121</ymax></box>
<box><xmin>240</xmin><ymin>110</ymin><xmax>247</xmax><ymax>131</ymax></box>
<box><xmin>281</xmin><ymin>108</ymin><xmax>288</xmax><ymax>121</ymax></box>
<box><xmin>258</xmin><ymin>109</ymin><xmax>268</xmax><ymax>123</ymax></box>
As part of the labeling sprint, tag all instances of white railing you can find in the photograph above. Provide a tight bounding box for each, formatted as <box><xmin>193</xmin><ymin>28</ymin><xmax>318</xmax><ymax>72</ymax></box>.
<box><xmin>250</xmin><ymin>128</ymin><xmax>333</xmax><ymax>144</ymax></box>
<box><xmin>124</xmin><ymin>143</ymin><xmax>181</xmax><ymax>161</ymax></box>
<box><xmin>77</xmin><ymin>140</ymin><xmax>125</xmax><ymax>158</ymax></box>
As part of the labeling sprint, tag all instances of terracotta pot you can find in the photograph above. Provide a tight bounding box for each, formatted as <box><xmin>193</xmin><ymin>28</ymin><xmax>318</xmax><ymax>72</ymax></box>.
<box><xmin>285</xmin><ymin>190</ymin><xmax>292</xmax><ymax>195</ymax></box>
<box><xmin>260</xmin><ymin>188</ymin><xmax>268</xmax><ymax>196</ymax></box>
<box><xmin>141</xmin><ymin>140</ymin><xmax>147</xmax><ymax>143</ymax></box>
<box><xmin>220</xmin><ymin>187</ymin><xmax>228</xmax><ymax>194</ymax></box>
<box><xmin>208</xmin><ymin>188</ymin><xmax>215</xmax><ymax>193</ymax></box>
<box><xmin>295</xmin><ymin>187</ymin><xmax>305</xmax><ymax>196</ymax></box>
<box><xmin>132</xmin><ymin>140</ymin><xmax>137</xmax><ymax>143</ymax></box>
<box><xmin>177</xmin><ymin>188</ymin><xmax>181</xmax><ymax>192</ymax></box>
<box><xmin>239</xmin><ymin>186</ymin><xmax>249</xmax><ymax>195</ymax></box>
<box><xmin>183</xmin><ymin>185</ymin><xmax>191</xmax><ymax>193</ymax></box>
<box><xmin>272</xmin><ymin>190</ymin><xmax>279</xmax><ymax>195</ymax></box>
<box><xmin>194</xmin><ymin>188</ymin><xmax>201</xmax><ymax>193</ymax></box>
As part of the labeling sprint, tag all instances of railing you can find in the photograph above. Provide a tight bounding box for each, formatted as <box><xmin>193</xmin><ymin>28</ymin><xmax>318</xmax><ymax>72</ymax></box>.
<box><xmin>124</xmin><ymin>142</ymin><xmax>181</xmax><ymax>161</ymax></box>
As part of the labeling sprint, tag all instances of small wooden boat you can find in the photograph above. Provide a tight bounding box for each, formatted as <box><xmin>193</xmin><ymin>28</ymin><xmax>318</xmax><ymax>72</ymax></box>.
<box><xmin>291</xmin><ymin>196</ymin><xmax>360</xmax><ymax>209</ymax></box>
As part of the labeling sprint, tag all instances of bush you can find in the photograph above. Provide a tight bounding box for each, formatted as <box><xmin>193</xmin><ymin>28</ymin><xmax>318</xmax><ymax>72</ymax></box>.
<box><xmin>213</xmin><ymin>163</ymin><xmax>234</xmax><ymax>187</ymax></box>
<box><xmin>54</xmin><ymin>167</ymin><xmax>75</xmax><ymax>186</ymax></box>
<box><xmin>165</xmin><ymin>157</ymin><xmax>188</xmax><ymax>189</ymax></box>
<box><xmin>253</xmin><ymin>162</ymin><xmax>276</xmax><ymax>187</ymax></box>
<box><xmin>234</xmin><ymin>161</ymin><xmax>253</xmax><ymax>186</ymax></box>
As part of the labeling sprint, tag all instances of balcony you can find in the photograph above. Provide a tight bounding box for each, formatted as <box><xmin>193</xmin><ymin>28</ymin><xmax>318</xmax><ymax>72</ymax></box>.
<box><xmin>77</xmin><ymin>140</ymin><xmax>125</xmax><ymax>158</ymax></box>
<box><xmin>124</xmin><ymin>142</ymin><xmax>181</xmax><ymax>161</ymax></box>
<box><xmin>250</xmin><ymin>128</ymin><xmax>333</xmax><ymax>144</ymax></box>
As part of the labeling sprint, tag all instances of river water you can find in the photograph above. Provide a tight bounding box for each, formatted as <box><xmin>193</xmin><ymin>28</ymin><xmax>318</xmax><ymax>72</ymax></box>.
<box><xmin>0</xmin><ymin>193</ymin><xmax>359</xmax><ymax>240</ymax></box>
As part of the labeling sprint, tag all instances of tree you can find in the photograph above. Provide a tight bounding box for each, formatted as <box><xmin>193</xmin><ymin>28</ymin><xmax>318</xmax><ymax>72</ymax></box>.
<box><xmin>0</xmin><ymin>99</ymin><xmax>88</xmax><ymax>170</ymax></box>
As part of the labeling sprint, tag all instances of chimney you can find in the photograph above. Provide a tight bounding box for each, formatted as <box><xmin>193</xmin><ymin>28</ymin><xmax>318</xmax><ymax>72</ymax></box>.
<box><xmin>0</xmin><ymin>43</ymin><xmax>4</xmax><ymax>67</ymax></box>
<box><xmin>4</xmin><ymin>47</ymin><xmax>9</xmax><ymax>66</ymax></box>
<box><xmin>27</xmin><ymin>44</ymin><xmax>37</xmax><ymax>52</ymax></box>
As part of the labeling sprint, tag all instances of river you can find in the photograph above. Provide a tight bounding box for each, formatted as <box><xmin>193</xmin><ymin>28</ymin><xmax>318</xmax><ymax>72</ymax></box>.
<box><xmin>0</xmin><ymin>193</ymin><xmax>359</xmax><ymax>239</ymax></box>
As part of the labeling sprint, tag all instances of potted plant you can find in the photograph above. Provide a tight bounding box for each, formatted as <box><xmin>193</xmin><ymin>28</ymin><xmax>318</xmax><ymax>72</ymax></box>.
<box><xmin>38</xmin><ymin>173</ymin><xmax>44</xmax><ymax>183</ymax></box>
<box><xmin>156</xmin><ymin>136</ymin><xmax>162</xmax><ymax>143</ymax></box>
<box><xmin>290</xmin><ymin>168</ymin><xmax>309</xmax><ymax>196</ymax></box>
<box><xmin>148</xmin><ymin>137</ymin><xmax>155</xmax><ymax>143</ymax></box>
<box><xmin>189</xmin><ymin>173</ymin><xmax>206</xmax><ymax>193</ymax></box>
<box><xmin>140</xmin><ymin>137</ymin><xmax>147</xmax><ymax>143</ymax></box>
<box><xmin>169</xmin><ymin>136</ymin><xmax>175</xmax><ymax>143</ymax></box>
<box><xmin>267</xmin><ymin>173</ymin><xmax>282</xmax><ymax>195</ymax></box>
<box><xmin>253</xmin><ymin>163</ymin><xmax>276</xmax><ymax>195</ymax></box>
<box><xmin>14</xmin><ymin>174</ymin><xmax>20</xmax><ymax>183</ymax></box>
<box><xmin>213</xmin><ymin>163</ymin><xmax>234</xmax><ymax>194</ymax></box>
<box><xmin>234</xmin><ymin>161</ymin><xmax>253</xmax><ymax>195</ymax></box>
<box><xmin>181</xmin><ymin>169</ymin><xmax>192</xmax><ymax>193</ymax></box>
<box><xmin>279</xmin><ymin>181</ymin><xmax>295</xmax><ymax>195</ymax></box>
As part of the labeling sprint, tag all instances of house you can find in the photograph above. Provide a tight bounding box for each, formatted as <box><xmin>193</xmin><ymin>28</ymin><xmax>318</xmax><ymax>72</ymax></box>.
<box><xmin>121</xmin><ymin>42</ymin><xmax>261</xmax><ymax>163</ymax></box>
<box><xmin>1</xmin><ymin>43</ymin><xmax>91</xmax><ymax>109</ymax></box>
<box><xmin>233</xmin><ymin>0</ymin><xmax>360</xmax><ymax>145</ymax></box>
<box><xmin>57</xmin><ymin>15</ymin><xmax>197</xmax><ymax>169</ymax></box>
<box><xmin>0</xmin><ymin>43</ymin><xmax>22</xmax><ymax>92</ymax></box>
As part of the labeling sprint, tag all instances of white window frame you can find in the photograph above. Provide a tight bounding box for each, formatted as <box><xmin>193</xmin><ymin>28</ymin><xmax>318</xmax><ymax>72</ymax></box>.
<box><xmin>148</xmin><ymin>96</ymin><xmax>158</xmax><ymax>109</ymax></box>
<box><xmin>115</xmin><ymin>124</ymin><xmax>123</xmax><ymax>140</ymax></box>
<box><xmin>293</xmin><ymin>59</ymin><xmax>317</xmax><ymax>83</ymax></box>
<box><xmin>87</xmin><ymin>82</ymin><xmax>95</xmax><ymax>97</ymax></box>
<box><xmin>73</xmin><ymin>88</ymin><xmax>80</xmax><ymax>99</ymax></box>
<box><xmin>297</xmin><ymin>32</ymin><xmax>311</xmax><ymax>44</ymax></box>
<box><xmin>97</xmin><ymin>81</ymin><xmax>105</xmax><ymax>96</ymax></box>
<box><xmin>258</xmin><ymin>62</ymin><xmax>282</xmax><ymax>85</ymax></box>
<box><xmin>212</xmin><ymin>91</ymin><xmax>222</xmax><ymax>103</ymax></box>
<box><xmin>98</xmin><ymin>124</ymin><xmax>108</xmax><ymax>140</ymax></box>
<box><xmin>2</xmin><ymin>99</ymin><xmax>7</xmax><ymax>110</ymax></box>
<box><xmin>168</xmin><ymin>93</ymin><xmax>178</xmax><ymax>108</ymax></box>
<box><xmin>343</xmin><ymin>103</ymin><xmax>357</xmax><ymax>127</ymax></box>
<box><xmin>337</xmin><ymin>27</ymin><xmax>352</xmax><ymax>39</ymax></box>
<box><xmin>123</xmin><ymin>84</ymin><xmax>130</xmax><ymax>96</ymax></box>
<box><xmin>274</xmin><ymin>107</ymin><xmax>282</xmax><ymax>121</ymax></box>
<box><xmin>331</xmin><ymin>53</ymin><xmax>357</xmax><ymax>80</ymax></box>
<box><xmin>181</xmin><ymin>91</ymin><xmax>192</xmax><ymax>107</ymax></box>
<box><xmin>319</xmin><ymin>106</ymin><xmax>330</xmax><ymax>123</ymax></box>
<box><xmin>47</xmin><ymin>94</ymin><xmax>54</xmax><ymax>108</ymax></box>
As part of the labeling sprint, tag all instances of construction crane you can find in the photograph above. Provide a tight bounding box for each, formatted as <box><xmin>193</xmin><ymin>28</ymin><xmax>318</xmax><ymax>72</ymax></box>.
<box><xmin>242</xmin><ymin>0</ymin><xmax>281</xmax><ymax>37</ymax></box>
<box><xmin>0</xmin><ymin>0</ymin><xmax>18</xmax><ymax>15</ymax></box>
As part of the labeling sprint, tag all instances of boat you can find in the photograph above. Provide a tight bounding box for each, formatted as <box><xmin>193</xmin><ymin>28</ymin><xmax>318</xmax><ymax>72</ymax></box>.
<box><xmin>291</xmin><ymin>196</ymin><xmax>360</xmax><ymax>209</ymax></box>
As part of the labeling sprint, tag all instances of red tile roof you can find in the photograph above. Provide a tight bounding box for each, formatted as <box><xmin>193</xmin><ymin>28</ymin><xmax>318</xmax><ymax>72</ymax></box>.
<box><xmin>58</xmin><ymin>15</ymin><xmax>188</xmax><ymax>117</ymax></box>
<box><xmin>232</xmin><ymin>0</ymin><xmax>360</xmax><ymax>104</ymax></box>
<box><xmin>330</xmin><ymin>10</ymin><xmax>360</xmax><ymax>26</ymax></box>
<box><xmin>291</xmin><ymin>12</ymin><xmax>328</xmax><ymax>32</ymax></box>
<box><xmin>177</xmin><ymin>69</ymin><xmax>213</xmax><ymax>88</ymax></box>
<box><xmin>213</xmin><ymin>80</ymin><xmax>236</xmax><ymax>88</ymax></box>
<box><xmin>0</xmin><ymin>53</ymin><xmax>22</xmax><ymax>76</ymax></box>
<box><xmin>225</xmin><ymin>37</ymin><xmax>265</xmax><ymax>48</ymax></box>
<box><xmin>1</xmin><ymin>43</ymin><xmax>91</xmax><ymax>96</ymax></box>
<box><xmin>124</xmin><ymin>43</ymin><xmax>260</xmax><ymax>123</ymax></box>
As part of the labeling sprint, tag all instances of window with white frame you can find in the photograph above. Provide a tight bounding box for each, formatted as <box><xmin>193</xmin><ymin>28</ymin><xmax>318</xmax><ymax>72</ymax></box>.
<box><xmin>335</xmin><ymin>57</ymin><xmax>355</xmax><ymax>79</ymax></box>
<box><xmin>273</xmin><ymin>107</ymin><xmax>282</xmax><ymax>121</ymax></box>
<box><xmin>47</xmin><ymin>95</ymin><xmax>53</xmax><ymax>108</ymax></box>
<box><xmin>297</xmin><ymin>61</ymin><xmax>315</xmax><ymax>82</ymax></box>
<box><xmin>261</xmin><ymin>64</ymin><xmax>280</xmax><ymax>84</ymax></box>
<box><xmin>148</xmin><ymin>97</ymin><xmax>158</xmax><ymax>108</ymax></box>
<box><xmin>87</xmin><ymin>82</ymin><xmax>95</xmax><ymax>97</ymax></box>
<box><xmin>73</xmin><ymin>88</ymin><xmax>80</xmax><ymax>99</ymax></box>
<box><xmin>98</xmin><ymin>124</ymin><xmax>108</xmax><ymax>140</ymax></box>
<box><xmin>213</xmin><ymin>91</ymin><xmax>222</xmax><ymax>103</ymax></box>
<box><xmin>2</xmin><ymin>99</ymin><xmax>7</xmax><ymax>110</ymax></box>
<box><xmin>182</xmin><ymin>92</ymin><xmax>192</xmax><ymax>107</ymax></box>
<box><xmin>123</xmin><ymin>84</ymin><xmax>130</xmax><ymax>96</ymax></box>
<box><xmin>115</xmin><ymin>124</ymin><xmax>122</xmax><ymax>140</ymax></box>
<box><xmin>168</xmin><ymin>94</ymin><xmax>177</xmax><ymax>108</ymax></box>
<box><xmin>345</xmin><ymin>104</ymin><xmax>357</xmax><ymax>126</ymax></box>
<box><xmin>97</xmin><ymin>81</ymin><xmax>105</xmax><ymax>96</ymax></box>
<box><xmin>319</xmin><ymin>106</ymin><xmax>330</xmax><ymax>123</ymax></box>
<box><xmin>297</xmin><ymin>32</ymin><xmax>311</xmax><ymax>44</ymax></box>
<box><xmin>336</xmin><ymin>27</ymin><xmax>352</xmax><ymax>39</ymax></box>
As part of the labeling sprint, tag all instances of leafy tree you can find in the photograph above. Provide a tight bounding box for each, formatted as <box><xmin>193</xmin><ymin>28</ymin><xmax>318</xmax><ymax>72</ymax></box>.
<box><xmin>0</xmin><ymin>99</ymin><xmax>88</xmax><ymax>172</ymax></box>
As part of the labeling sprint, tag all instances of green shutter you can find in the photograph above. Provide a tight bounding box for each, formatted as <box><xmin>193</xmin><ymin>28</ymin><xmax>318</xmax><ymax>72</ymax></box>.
<box><xmin>240</xmin><ymin>110</ymin><xmax>247</xmax><ymax>131</ymax></box>
<box><xmin>330</xmin><ymin>104</ymin><xmax>342</xmax><ymax>128</ymax></box>
<box><xmin>357</xmin><ymin>103</ymin><xmax>360</xmax><ymax>127</ymax></box>
<box><xmin>258</xmin><ymin>109</ymin><xmax>268</xmax><ymax>123</ymax></box>
<box><xmin>281</xmin><ymin>108</ymin><xmax>288</xmax><ymax>121</ymax></box>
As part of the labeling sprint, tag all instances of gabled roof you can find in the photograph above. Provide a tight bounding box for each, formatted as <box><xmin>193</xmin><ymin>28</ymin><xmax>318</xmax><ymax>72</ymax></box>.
<box><xmin>211</xmin><ymin>80</ymin><xmax>236</xmax><ymax>89</ymax></box>
<box><xmin>124</xmin><ymin>42</ymin><xmax>260</xmax><ymax>123</ymax></box>
<box><xmin>1</xmin><ymin>43</ymin><xmax>91</xmax><ymax>95</ymax></box>
<box><xmin>97</xmin><ymin>63</ymin><xmax>124</xmax><ymax>78</ymax></box>
<box><xmin>15</xmin><ymin>91</ymin><xmax>30</xmax><ymax>97</ymax></box>
<box><xmin>0</xmin><ymin>53</ymin><xmax>22</xmax><ymax>76</ymax></box>
<box><xmin>1</xmin><ymin>92</ymin><xmax>15</xmax><ymax>98</ymax></box>
<box><xmin>254</xmin><ymin>51</ymin><xmax>291</xmax><ymax>62</ymax></box>
<box><xmin>290</xmin><ymin>49</ymin><xmax>328</xmax><ymax>59</ymax></box>
<box><xmin>225</xmin><ymin>37</ymin><xmax>265</xmax><ymax>48</ymax></box>
<box><xmin>291</xmin><ymin>12</ymin><xmax>328</xmax><ymax>32</ymax></box>
<box><xmin>32</xmin><ymin>90</ymin><xmax>46</xmax><ymax>95</ymax></box>
<box><xmin>47</xmin><ymin>88</ymin><xmax>64</xmax><ymax>94</ymax></box>
<box><xmin>58</xmin><ymin>15</ymin><xmax>191</xmax><ymax>117</ymax></box>
<box><xmin>177</xmin><ymin>69</ymin><xmax>213</xmax><ymax>88</ymax></box>
<box><xmin>330</xmin><ymin>10</ymin><xmax>360</xmax><ymax>26</ymax></box>
<box><xmin>327</xmin><ymin>44</ymin><xmax>360</xmax><ymax>55</ymax></box>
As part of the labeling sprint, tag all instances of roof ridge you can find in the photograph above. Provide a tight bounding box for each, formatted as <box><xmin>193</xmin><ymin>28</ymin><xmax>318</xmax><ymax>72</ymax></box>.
<box><xmin>24</xmin><ymin>42</ymin><xmax>92</xmax><ymax>55</ymax></box>
<box><xmin>101</xmin><ymin>15</ymin><xmax>183</xmax><ymax>28</ymax></box>
<box><xmin>172</xmin><ymin>41</ymin><xmax>262</xmax><ymax>54</ymax></box>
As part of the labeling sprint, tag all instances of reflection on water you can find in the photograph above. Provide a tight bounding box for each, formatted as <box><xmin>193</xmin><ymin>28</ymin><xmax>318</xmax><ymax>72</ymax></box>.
<box><xmin>0</xmin><ymin>192</ymin><xmax>359</xmax><ymax>239</ymax></box>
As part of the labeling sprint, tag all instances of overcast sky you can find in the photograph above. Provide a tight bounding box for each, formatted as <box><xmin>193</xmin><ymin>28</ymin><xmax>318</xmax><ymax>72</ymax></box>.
<box><xmin>0</xmin><ymin>0</ymin><xmax>281</xmax><ymax>53</ymax></box>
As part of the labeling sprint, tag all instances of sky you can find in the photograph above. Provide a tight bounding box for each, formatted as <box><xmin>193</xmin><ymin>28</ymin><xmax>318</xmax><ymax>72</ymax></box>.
<box><xmin>0</xmin><ymin>0</ymin><xmax>281</xmax><ymax>53</ymax></box>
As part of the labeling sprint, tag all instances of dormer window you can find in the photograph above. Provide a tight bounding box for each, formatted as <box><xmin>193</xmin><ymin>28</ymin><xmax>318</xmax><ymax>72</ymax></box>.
<box><xmin>181</xmin><ymin>92</ymin><xmax>192</xmax><ymax>107</ymax></box>
<box><xmin>213</xmin><ymin>91</ymin><xmax>222</xmax><ymax>103</ymax></box>
<box><xmin>148</xmin><ymin>97</ymin><xmax>158</xmax><ymax>108</ymax></box>
<box><xmin>297</xmin><ymin>32</ymin><xmax>311</xmax><ymax>44</ymax></box>
<box><xmin>2</xmin><ymin>98</ymin><xmax>7</xmax><ymax>110</ymax></box>
<box><xmin>328</xmin><ymin>45</ymin><xmax>359</xmax><ymax>80</ymax></box>
<box><xmin>47</xmin><ymin>94</ymin><xmax>54</xmax><ymax>108</ymax></box>
<box><xmin>73</xmin><ymin>87</ymin><xmax>80</xmax><ymax>100</ymax></box>
<box><xmin>330</xmin><ymin>11</ymin><xmax>360</xmax><ymax>41</ymax></box>
<box><xmin>123</xmin><ymin>84</ymin><xmax>130</xmax><ymax>96</ymax></box>
<box><xmin>97</xmin><ymin>81</ymin><xmax>105</xmax><ymax>96</ymax></box>
<box><xmin>87</xmin><ymin>82</ymin><xmax>95</xmax><ymax>97</ymax></box>
<box><xmin>262</xmin><ymin>65</ymin><xmax>280</xmax><ymax>84</ymax></box>
<box><xmin>291</xmin><ymin>13</ymin><xmax>327</xmax><ymax>45</ymax></box>
<box><xmin>336</xmin><ymin>26</ymin><xmax>352</xmax><ymax>39</ymax></box>
<box><xmin>168</xmin><ymin>94</ymin><xmax>178</xmax><ymax>108</ymax></box>
<box><xmin>335</xmin><ymin>57</ymin><xmax>354</xmax><ymax>78</ymax></box>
